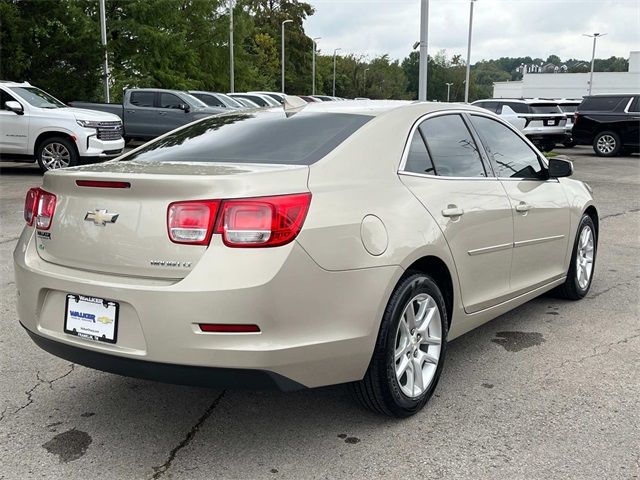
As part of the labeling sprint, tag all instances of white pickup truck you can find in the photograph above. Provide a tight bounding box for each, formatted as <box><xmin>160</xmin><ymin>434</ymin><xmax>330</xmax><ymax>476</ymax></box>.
<box><xmin>0</xmin><ymin>81</ymin><xmax>125</xmax><ymax>171</ymax></box>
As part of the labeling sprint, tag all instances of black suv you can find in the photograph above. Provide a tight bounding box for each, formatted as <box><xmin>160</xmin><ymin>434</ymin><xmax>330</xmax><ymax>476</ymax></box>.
<box><xmin>572</xmin><ymin>94</ymin><xmax>640</xmax><ymax>157</ymax></box>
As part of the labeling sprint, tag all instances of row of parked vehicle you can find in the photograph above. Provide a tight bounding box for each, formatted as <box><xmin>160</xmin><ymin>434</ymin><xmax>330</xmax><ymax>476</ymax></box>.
<box><xmin>472</xmin><ymin>94</ymin><xmax>639</xmax><ymax>157</ymax></box>
<box><xmin>1</xmin><ymin>80</ymin><xmax>637</xmax><ymax>172</ymax></box>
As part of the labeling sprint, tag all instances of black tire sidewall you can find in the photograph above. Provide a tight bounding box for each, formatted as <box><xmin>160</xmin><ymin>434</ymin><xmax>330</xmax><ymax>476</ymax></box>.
<box><xmin>567</xmin><ymin>215</ymin><xmax>597</xmax><ymax>297</ymax></box>
<box><xmin>36</xmin><ymin>137</ymin><xmax>79</xmax><ymax>171</ymax></box>
<box><xmin>381</xmin><ymin>274</ymin><xmax>448</xmax><ymax>415</ymax></box>
<box><xmin>593</xmin><ymin>131</ymin><xmax>621</xmax><ymax>157</ymax></box>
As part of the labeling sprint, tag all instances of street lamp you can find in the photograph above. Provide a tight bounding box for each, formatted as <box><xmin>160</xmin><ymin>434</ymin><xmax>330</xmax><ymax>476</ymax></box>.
<box><xmin>281</xmin><ymin>19</ymin><xmax>293</xmax><ymax>93</ymax></box>
<box><xmin>364</xmin><ymin>68</ymin><xmax>370</xmax><ymax>96</ymax></box>
<box><xmin>312</xmin><ymin>37</ymin><xmax>321</xmax><ymax>95</ymax></box>
<box><xmin>332</xmin><ymin>47</ymin><xmax>341</xmax><ymax>97</ymax></box>
<box><xmin>583</xmin><ymin>32</ymin><xmax>607</xmax><ymax>95</ymax></box>
<box><xmin>464</xmin><ymin>0</ymin><xmax>477</xmax><ymax>103</ymax></box>
<box><xmin>417</xmin><ymin>0</ymin><xmax>429</xmax><ymax>101</ymax></box>
<box><xmin>445</xmin><ymin>82</ymin><xmax>453</xmax><ymax>102</ymax></box>
<box><xmin>229</xmin><ymin>0</ymin><xmax>234</xmax><ymax>93</ymax></box>
<box><xmin>98</xmin><ymin>0</ymin><xmax>109</xmax><ymax>102</ymax></box>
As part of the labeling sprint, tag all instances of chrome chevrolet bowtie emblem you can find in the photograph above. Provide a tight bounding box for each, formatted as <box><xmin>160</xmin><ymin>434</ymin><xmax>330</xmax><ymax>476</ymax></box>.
<box><xmin>85</xmin><ymin>209</ymin><xmax>119</xmax><ymax>226</ymax></box>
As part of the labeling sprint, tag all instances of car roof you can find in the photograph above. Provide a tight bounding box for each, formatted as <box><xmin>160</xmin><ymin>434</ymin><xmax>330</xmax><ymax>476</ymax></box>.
<box><xmin>0</xmin><ymin>81</ymin><xmax>32</xmax><ymax>87</ymax></box>
<box><xmin>585</xmin><ymin>93</ymin><xmax>638</xmax><ymax>97</ymax></box>
<box><xmin>273</xmin><ymin>99</ymin><xmax>489</xmax><ymax>118</ymax></box>
<box><xmin>475</xmin><ymin>98</ymin><xmax>561</xmax><ymax>104</ymax></box>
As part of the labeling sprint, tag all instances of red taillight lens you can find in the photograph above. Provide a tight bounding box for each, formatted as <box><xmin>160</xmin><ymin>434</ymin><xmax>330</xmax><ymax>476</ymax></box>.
<box><xmin>24</xmin><ymin>188</ymin><xmax>57</xmax><ymax>229</ymax></box>
<box><xmin>214</xmin><ymin>193</ymin><xmax>312</xmax><ymax>247</ymax></box>
<box><xmin>24</xmin><ymin>187</ymin><xmax>40</xmax><ymax>226</ymax></box>
<box><xmin>167</xmin><ymin>200</ymin><xmax>220</xmax><ymax>245</ymax></box>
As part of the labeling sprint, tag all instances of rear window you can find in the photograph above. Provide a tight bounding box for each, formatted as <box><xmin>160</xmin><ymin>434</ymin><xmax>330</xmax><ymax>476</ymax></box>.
<box><xmin>122</xmin><ymin>111</ymin><xmax>372</xmax><ymax>165</ymax></box>
<box><xmin>529</xmin><ymin>104</ymin><xmax>562</xmax><ymax>114</ymax></box>
<box><xmin>558</xmin><ymin>104</ymin><xmax>578</xmax><ymax>113</ymax></box>
<box><xmin>579</xmin><ymin>96</ymin><xmax>628</xmax><ymax>112</ymax></box>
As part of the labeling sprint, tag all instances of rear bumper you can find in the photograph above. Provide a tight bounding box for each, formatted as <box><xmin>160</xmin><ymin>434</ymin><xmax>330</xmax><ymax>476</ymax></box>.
<box><xmin>524</xmin><ymin>133</ymin><xmax>567</xmax><ymax>143</ymax></box>
<box><xmin>22</xmin><ymin>324</ymin><xmax>303</xmax><ymax>391</ymax></box>
<box><xmin>14</xmin><ymin>227</ymin><xmax>401</xmax><ymax>388</ymax></box>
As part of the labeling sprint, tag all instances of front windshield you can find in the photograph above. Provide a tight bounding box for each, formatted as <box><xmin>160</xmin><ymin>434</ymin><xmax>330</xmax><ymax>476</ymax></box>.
<box><xmin>10</xmin><ymin>87</ymin><xmax>66</xmax><ymax>108</ymax></box>
<box><xmin>218</xmin><ymin>94</ymin><xmax>243</xmax><ymax>108</ymax></box>
<box><xmin>183</xmin><ymin>93</ymin><xmax>209</xmax><ymax>108</ymax></box>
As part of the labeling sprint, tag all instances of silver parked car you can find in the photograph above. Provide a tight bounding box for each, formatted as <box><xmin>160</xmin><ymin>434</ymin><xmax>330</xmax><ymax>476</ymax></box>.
<box><xmin>15</xmin><ymin>100</ymin><xmax>597</xmax><ymax>417</ymax></box>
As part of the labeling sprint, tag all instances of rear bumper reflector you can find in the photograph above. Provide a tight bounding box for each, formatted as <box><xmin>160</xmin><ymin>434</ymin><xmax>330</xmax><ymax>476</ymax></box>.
<box><xmin>76</xmin><ymin>180</ymin><xmax>131</xmax><ymax>189</ymax></box>
<box><xmin>199</xmin><ymin>323</ymin><xmax>261</xmax><ymax>333</ymax></box>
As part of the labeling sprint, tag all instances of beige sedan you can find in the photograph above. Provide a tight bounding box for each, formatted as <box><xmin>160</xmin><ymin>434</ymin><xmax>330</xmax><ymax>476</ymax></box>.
<box><xmin>14</xmin><ymin>100</ymin><xmax>598</xmax><ymax>417</ymax></box>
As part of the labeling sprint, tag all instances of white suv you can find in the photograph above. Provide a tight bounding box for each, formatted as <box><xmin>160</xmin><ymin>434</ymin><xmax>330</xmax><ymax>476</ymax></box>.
<box><xmin>0</xmin><ymin>82</ymin><xmax>125</xmax><ymax>171</ymax></box>
<box><xmin>472</xmin><ymin>98</ymin><xmax>567</xmax><ymax>152</ymax></box>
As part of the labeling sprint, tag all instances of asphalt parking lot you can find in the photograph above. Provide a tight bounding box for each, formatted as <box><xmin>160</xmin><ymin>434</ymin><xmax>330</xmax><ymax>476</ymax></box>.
<box><xmin>0</xmin><ymin>146</ymin><xmax>638</xmax><ymax>480</ymax></box>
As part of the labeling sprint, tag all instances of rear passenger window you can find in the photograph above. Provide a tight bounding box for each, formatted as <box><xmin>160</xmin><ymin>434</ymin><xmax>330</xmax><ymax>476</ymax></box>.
<box><xmin>628</xmin><ymin>97</ymin><xmax>639</xmax><ymax>112</ymax></box>
<box><xmin>580</xmin><ymin>96</ymin><xmax>626</xmax><ymax>111</ymax></box>
<box><xmin>404</xmin><ymin>131</ymin><xmax>436</xmax><ymax>175</ymax></box>
<box><xmin>419</xmin><ymin>115</ymin><xmax>486</xmax><ymax>177</ymax></box>
<box><xmin>470</xmin><ymin>115</ymin><xmax>545</xmax><ymax>179</ymax></box>
<box><xmin>130</xmin><ymin>91</ymin><xmax>155</xmax><ymax>107</ymax></box>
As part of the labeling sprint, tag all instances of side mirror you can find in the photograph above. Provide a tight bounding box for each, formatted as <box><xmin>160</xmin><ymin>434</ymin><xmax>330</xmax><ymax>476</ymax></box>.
<box><xmin>179</xmin><ymin>103</ymin><xmax>190</xmax><ymax>113</ymax></box>
<box><xmin>5</xmin><ymin>100</ymin><xmax>24</xmax><ymax>115</ymax></box>
<box><xmin>548</xmin><ymin>157</ymin><xmax>573</xmax><ymax>178</ymax></box>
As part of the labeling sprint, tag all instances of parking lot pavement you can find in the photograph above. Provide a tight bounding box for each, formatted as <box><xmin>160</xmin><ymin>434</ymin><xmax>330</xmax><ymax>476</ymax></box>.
<box><xmin>0</xmin><ymin>146</ymin><xmax>638</xmax><ymax>480</ymax></box>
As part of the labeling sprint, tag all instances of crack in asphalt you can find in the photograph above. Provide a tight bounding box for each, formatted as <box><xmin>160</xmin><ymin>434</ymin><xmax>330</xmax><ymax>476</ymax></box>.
<box><xmin>600</xmin><ymin>208</ymin><xmax>640</xmax><ymax>220</ymax></box>
<box><xmin>587</xmin><ymin>281</ymin><xmax>636</xmax><ymax>299</ymax></box>
<box><xmin>150</xmin><ymin>391</ymin><xmax>226</xmax><ymax>480</ymax></box>
<box><xmin>0</xmin><ymin>236</ymin><xmax>20</xmax><ymax>245</ymax></box>
<box><xmin>555</xmin><ymin>331</ymin><xmax>640</xmax><ymax>372</ymax></box>
<box><xmin>0</xmin><ymin>405</ymin><xmax>8</xmax><ymax>422</ymax></box>
<box><xmin>8</xmin><ymin>364</ymin><xmax>75</xmax><ymax>419</ymax></box>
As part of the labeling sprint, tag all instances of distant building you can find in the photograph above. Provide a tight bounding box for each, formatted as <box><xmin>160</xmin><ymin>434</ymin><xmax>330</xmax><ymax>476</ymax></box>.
<box><xmin>493</xmin><ymin>51</ymin><xmax>640</xmax><ymax>98</ymax></box>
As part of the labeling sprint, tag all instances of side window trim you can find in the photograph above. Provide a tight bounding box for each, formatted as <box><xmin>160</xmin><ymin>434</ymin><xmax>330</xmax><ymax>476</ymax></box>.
<box><xmin>417</xmin><ymin>128</ymin><xmax>437</xmax><ymax>176</ymax></box>
<box><xmin>399</xmin><ymin>111</ymin><xmax>492</xmax><ymax>180</ymax></box>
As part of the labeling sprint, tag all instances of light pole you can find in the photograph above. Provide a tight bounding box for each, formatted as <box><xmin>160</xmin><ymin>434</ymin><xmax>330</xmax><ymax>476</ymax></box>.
<box><xmin>464</xmin><ymin>0</ymin><xmax>477</xmax><ymax>103</ymax></box>
<box><xmin>445</xmin><ymin>82</ymin><xmax>453</xmax><ymax>102</ymax></box>
<box><xmin>332</xmin><ymin>47</ymin><xmax>341</xmax><ymax>97</ymax></box>
<box><xmin>584</xmin><ymin>32</ymin><xmax>606</xmax><ymax>95</ymax></box>
<box><xmin>312</xmin><ymin>37</ymin><xmax>321</xmax><ymax>95</ymax></box>
<box><xmin>418</xmin><ymin>0</ymin><xmax>429</xmax><ymax>101</ymax></box>
<box><xmin>98</xmin><ymin>0</ymin><xmax>109</xmax><ymax>102</ymax></box>
<box><xmin>281</xmin><ymin>19</ymin><xmax>293</xmax><ymax>93</ymax></box>
<box><xmin>363</xmin><ymin>68</ymin><xmax>370</xmax><ymax>96</ymax></box>
<box><xmin>229</xmin><ymin>0</ymin><xmax>234</xmax><ymax>92</ymax></box>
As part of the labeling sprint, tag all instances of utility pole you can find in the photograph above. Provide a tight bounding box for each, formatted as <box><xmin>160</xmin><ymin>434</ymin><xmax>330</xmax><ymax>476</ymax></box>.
<box><xmin>364</xmin><ymin>68</ymin><xmax>370</xmax><ymax>96</ymax></box>
<box><xmin>99</xmin><ymin>0</ymin><xmax>110</xmax><ymax>102</ymax></box>
<box><xmin>584</xmin><ymin>33</ymin><xmax>606</xmax><ymax>95</ymax></box>
<box><xmin>229</xmin><ymin>0</ymin><xmax>234</xmax><ymax>92</ymax></box>
<box><xmin>312</xmin><ymin>37</ymin><xmax>321</xmax><ymax>95</ymax></box>
<box><xmin>445</xmin><ymin>82</ymin><xmax>453</xmax><ymax>102</ymax></box>
<box><xmin>332</xmin><ymin>48</ymin><xmax>341</xmax><ymax>96</ymax></box>
<box><xmin>281</xmin><ymin>19</ymin><xmax>293</xmax><ymax>93</ymax></box>
<box><xmin>464</xmin><ymin>0</ymin><xmax>477</xmax><ymax>103</ymax></box>
<box><xmin>418</xmin><ymin>0</ymin><xmax>429</xmax><ymax>101</ymax></box>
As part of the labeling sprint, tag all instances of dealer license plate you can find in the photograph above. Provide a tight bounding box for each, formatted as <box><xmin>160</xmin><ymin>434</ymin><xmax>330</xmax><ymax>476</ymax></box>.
<box><xmin>64</xmin><ymin>294</ymin><xmax>119</xmax><ymax>344</ymax></box>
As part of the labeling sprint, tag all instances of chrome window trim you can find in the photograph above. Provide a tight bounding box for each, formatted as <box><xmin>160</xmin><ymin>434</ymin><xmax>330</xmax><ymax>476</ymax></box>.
<box><xmin>397</xmin><ymin>109</ymin><xmax>551</xmax><ymax>181</ymax></box>
<box><xmin>623</xmin><ymin>96</ymin><xmax>636</xmax><ymax>113</ymax></box>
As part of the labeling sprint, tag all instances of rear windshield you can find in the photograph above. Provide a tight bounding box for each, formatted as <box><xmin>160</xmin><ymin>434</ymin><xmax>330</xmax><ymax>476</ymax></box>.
<box><xmin>558</xmin><ymin>104</ymin><xmax>578</xmax><ymax>113</ymax></box>
<box><xmin>122</xmin><ymin>111</ymin><xmax>372</xmax><ymax>165</ymax></box>
<box><xmin>529</xmin><ymin>104</ymin><xmax>562</xmax><ymax>114</ymax></box>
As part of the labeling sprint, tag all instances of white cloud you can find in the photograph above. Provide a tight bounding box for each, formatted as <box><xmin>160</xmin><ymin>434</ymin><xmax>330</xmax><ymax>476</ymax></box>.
<box><xmin>304</xmin><ymin>0</ymin><xmax>640</xmax><ymax>63</ymax></box>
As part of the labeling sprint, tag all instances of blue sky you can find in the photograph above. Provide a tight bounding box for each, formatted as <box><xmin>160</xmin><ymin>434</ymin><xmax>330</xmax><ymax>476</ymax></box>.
<box><xmin>304</xmin><ymin>0</ymin><xmax>640</xmax><ymax>63</ymax></box>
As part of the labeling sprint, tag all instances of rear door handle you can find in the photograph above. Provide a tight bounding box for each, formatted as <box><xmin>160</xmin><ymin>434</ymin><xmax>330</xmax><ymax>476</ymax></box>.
<box><xmin>515</xmin><ymin>202</ymin><xmax>530</xmax><ymax>213</ymax></box>
<box><xmin>442</xmin><ymin>205</ymin><xmax>464</xmax><ymax>218</ymax></box>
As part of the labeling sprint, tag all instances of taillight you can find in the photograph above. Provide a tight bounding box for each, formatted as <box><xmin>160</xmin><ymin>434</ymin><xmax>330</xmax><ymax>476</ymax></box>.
<box><xmin>167</xmin><ymin>200</ymin><xmax>220</xmax><ymax>245</ymax></box>
<box><xmin>24</xmin><ymin>188</ymin><xmax>57</xmax><ymax>230</ymax></box>
<box><xmin>214</xmin><ymin>193</ymin><xmax>311</xmax><ymax>247</ymax></box>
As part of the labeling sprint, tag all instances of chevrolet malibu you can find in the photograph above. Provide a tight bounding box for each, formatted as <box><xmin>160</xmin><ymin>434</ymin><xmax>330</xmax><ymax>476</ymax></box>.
<box><xmin>14</xmin><ymin>100</ymin><xmax>598</xmax><ymax>417</ymax></box>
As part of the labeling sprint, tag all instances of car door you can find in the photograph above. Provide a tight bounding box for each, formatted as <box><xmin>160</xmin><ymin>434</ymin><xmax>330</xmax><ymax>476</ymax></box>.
<box><xmin>468</xmin><ymin>113</ymin><xmax>571</xmax><ymax>294</ymax></box>
<box><xmin>399</xmin><ymin>113</ymin><xmax>514</xmax><ymax>314</ymax></box>
<box><xmin>0</xmin><ymin>89</ymin><xmax>30</xmax><ymax>154</ymax></box>
<box><xmin>156</xmin><ymin>92</ymin><xmax>191</xmax><ymax>136</ymax></box>
<box><xmin>126</xmin><ymin>91</ymin><xmax>157</xmax><ymax>138</ymax></box>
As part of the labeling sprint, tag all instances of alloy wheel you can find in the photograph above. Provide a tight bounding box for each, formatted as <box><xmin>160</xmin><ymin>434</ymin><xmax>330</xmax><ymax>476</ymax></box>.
<box><xmin>596</xmin><ymin>135</ymin><xmax>616</xmax><ymax>155</ymax></box>
<box><xmin>394</xmin><ymin>293</ymin><xmax>442</xmax><ymax>399</ymax></box>
<box><xmin>576</xmin><ymin>225</ymin><xmax>594</xmax><ymax>289</ymax></box>
<box><xmin>41</xmin><ymin>142</ymin><xmax>71</xmax><ymax>170</ymax></box>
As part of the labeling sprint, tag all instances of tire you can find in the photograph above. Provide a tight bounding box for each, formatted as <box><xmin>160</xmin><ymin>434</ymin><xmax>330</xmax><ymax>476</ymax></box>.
<box><xmin>563</xmin><ymin>138</ymin><xmax>577</xmax><ymax>148</ymax></box>
<box><xmin>350</xmin><ymin>272</ymin><xmax>448</xmax><ymax>417</ymax></box>
<box><xmin>593</xmin><ymin>131</ymin><xmax>621</xmax><ymax>157</ymax></box>
<box><xmin>36</xmin><ymin>137</ymin><xmax>79</xmax><ymax>172</ymax></box>
<box><xmin>553</xmin><ymin>214</ymin><xmax>597</xmax><ymax>300</ymax></box>
<box><xmin>541</xmin><ymin>142</ymin><xmax>556</xmax><ymax>153</ymax></box>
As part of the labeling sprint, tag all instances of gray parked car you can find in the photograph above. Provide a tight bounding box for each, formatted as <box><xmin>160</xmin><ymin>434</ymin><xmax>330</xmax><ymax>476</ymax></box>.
<box><xmin>71</xmin><ymin>88</ymin><xmax>225</xmax><ymax>141</ymax></box>
<box><xmin>189</xmin><ymin>91</ymin><xmax>246</xmax><ymax>110</ymax></box>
